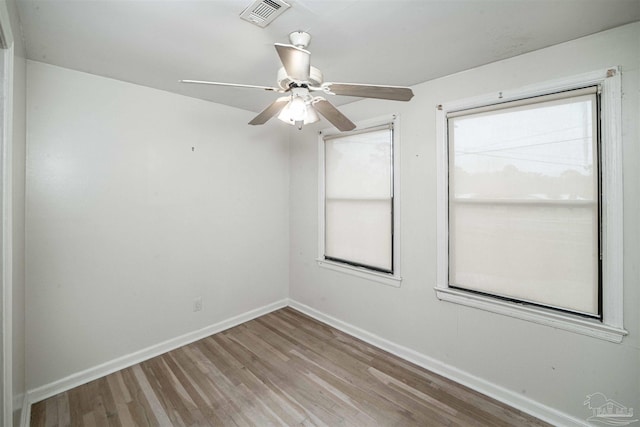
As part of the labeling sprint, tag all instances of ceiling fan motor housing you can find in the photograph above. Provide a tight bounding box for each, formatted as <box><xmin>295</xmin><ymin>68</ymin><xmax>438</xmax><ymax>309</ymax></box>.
<box><xmin>289</xmin><ymin>31</ymin><xmax>311</xmax><ymax>48</ymax></box>
<box><xmin>277</xmin><ymin>66</ymin><xmax>323</xmax><ymax>90</ymax></box>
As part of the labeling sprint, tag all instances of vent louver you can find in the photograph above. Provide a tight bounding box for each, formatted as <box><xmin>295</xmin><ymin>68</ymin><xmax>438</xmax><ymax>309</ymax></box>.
<box><xmin>240</xmin><ymin>0</ymin><xmax>291</xmax><ymax>28</ymax></box>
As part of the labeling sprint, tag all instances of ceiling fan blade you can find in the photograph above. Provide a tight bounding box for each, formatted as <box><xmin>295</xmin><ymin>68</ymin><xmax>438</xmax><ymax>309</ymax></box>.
<box><xmin>321</xmin><ymin>82</ymin><xmax>414</xmax><ymax>101</ymax></box>
<box><xmin>249</xmin><ymin>97</ymin><xmax>290</xmax><ymax>125</ymax></box>
<box><xmin>180</xmin><ymin>80</ymin><xmax>281</xmax><ymax>92</ymax></box>
<box><xmin>312</xmin><ymin>98</ymin><xmax>356</xmax><ymax>132</ymax></box>
<box><xmin>274</xmin><ymin>43</ymin><xmax>311</xmax><ymax>82</ymax></box>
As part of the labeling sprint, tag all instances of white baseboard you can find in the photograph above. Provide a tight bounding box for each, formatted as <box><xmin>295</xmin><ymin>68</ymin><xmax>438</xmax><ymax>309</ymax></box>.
<box><xmin>18</xmin><ymin>395</ymin><xmax>29</xmax><ymax>427</ymax></box>
<box><xmin>12</xmin><ymin>392</ymin><xmax>23</xmax><ymax>427</ymax></box>
<box><xmin>19</xmin><ymin>298</ymin><xmax>588</xmax><ymax>427</ymax></box>
<box><xmin>12</xmin><ymin>393</ymin><xmax>22</xmax><ymax>412</ymax></box>
<box><xmin>20</xmin><ymin>299</ymin><xmax>288</xmax><ymax>426</ymax></box>
<box><xmin>288</xmin><ymin>299</ymin><xmax>588</xmax><ymax>427</ymax></box>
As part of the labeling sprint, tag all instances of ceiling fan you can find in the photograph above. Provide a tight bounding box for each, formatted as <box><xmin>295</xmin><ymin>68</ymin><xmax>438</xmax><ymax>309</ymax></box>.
<box><xmin>180</xmin><ymin>31</ymin><xmax>414</xmax><ymax>132</ymax></box>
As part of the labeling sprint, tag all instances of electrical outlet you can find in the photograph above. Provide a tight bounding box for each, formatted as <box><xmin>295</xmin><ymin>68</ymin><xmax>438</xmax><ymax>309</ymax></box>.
<box><xmin>193</xmin><ymin>296</ymin><xmax>203</xmax><ymax>312</ymax></box>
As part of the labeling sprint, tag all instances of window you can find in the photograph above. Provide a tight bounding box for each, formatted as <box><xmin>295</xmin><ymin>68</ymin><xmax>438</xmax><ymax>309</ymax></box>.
<box><xmin>450</xmin><ymin>87</ymin><xmax>599</xmax><ymax>316</ymax></box>
<box><xmin>436</xmin><ymin>69</ymin><xmax>626</xmax><ymax>342</ymax></box>
<box><xmin>318</xmin><ymin>117</ymin><xmax>401</xmax><ymax>286</ymax></box>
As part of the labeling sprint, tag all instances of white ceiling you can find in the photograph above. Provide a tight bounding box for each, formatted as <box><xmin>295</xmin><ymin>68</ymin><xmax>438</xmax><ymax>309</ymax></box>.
<box><xmin>15</xmin><ymin>0</ymin><xmax>640</xmax><ymax>113</ymax></box>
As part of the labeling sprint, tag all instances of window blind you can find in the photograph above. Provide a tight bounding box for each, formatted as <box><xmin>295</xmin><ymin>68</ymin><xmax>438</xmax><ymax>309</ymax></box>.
<box><xmin>324</xmin><ymin>126</ymin><xmax>393</xmax><ymax>272</ymax></box>
<box><xmin>448</xmin><ymin>88</ymin><xmax>599</xmax><ymax>315</ymax></box>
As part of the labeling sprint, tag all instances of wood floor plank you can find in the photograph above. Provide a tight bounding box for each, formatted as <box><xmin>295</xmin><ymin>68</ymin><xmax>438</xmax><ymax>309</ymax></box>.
<box><xmin>44</xmin><ymin>397</ymin><xmax>58</xmax><ymax>427</ymax></box>
<box><xmin>169</xmin><ymin>347</ymin><xmax>237</xmax><ymax>425</ymax></box>
<box><xmin>68</xmin><ymin>386</ymin><xmax>86</xmax><ymax>427</ymax></box>
<box><xmin>141</xmin><ymin>357</ymin><xmax>194</xmax><ymax>426</ymax></box>
<box><xmin>210</xmin><ymin>332</ymin><xmax>341</xmax><ymax>426</ymax></box>
<box><xmin>119</xmin><ymin>367</ymin><xmax>159</xmax><ymax>426</ymax></box>
<box><xmin>161</xmin><ymin>352</ymin><xmax>216</xmax><ymax>427</ymax></box>
<box><xmin>56</xmin><ymin>393</ymin><xmax>71</xmax><ymax>427</ymax></box>
<box><xmin>31</xmin><ymin>399</ymin><xmax>46</xmax><ymax>427</ymax></box>
<box><xmin>81</xmin><ymin>413</ymin><xmax>97</xmax><ymax>427</ymax></box>
<box><xmin>97</xmin><ymin>377</ymin><xmax>122</xmax><ymax>427</ymax></box>
<box><xmin>31</xmin><ymin>308</ymin><xmax>550</xmax><ymax>426</ymax></box>
<box><xmin>131</xmin><ymin>364</ymin><xmax>173</xmax><ymax>426</ymax></box>
<box><xmin>210</xmin><ymin>331</ymin><xmax>352</xmax><ymax>425</ymax></box>
<box><xmin>248</xmin><ymin>318</ymin><xmax>452</xmax><ymax>425</ymax></box>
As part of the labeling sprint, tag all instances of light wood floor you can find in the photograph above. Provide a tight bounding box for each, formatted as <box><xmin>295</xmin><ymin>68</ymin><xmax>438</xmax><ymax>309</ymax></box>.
<box><xmin>31</xmin><ymin>307</ymin><xmax>549</xmax><ymax>426</ymax></box>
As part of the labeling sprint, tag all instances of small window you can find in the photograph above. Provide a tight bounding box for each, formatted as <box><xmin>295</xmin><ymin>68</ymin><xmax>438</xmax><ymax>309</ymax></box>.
<box><xmin>323</xmin><ymin>124</ymin><xmax>394</xmax><ymax>273</ymax></box>
<box><xmin>317</xmin><ymin>117</ymin><xmax>401</xmax><ymax>286</ymax></box>
<box><xmin>436</xmin><ymin>68</ymin><xmax>626</xmax><ymax>342</ymax></box>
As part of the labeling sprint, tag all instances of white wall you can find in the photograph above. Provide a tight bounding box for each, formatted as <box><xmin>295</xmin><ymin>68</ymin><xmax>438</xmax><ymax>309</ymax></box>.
<box><xmin>289</xmin><ymin>23</ymin><xmax>640</xmax><ymax>423</ymax></box>
<box><xmin>25</xmin><ymin>61</ymin><xmax>290</xmax><ymax>389</ymax></box>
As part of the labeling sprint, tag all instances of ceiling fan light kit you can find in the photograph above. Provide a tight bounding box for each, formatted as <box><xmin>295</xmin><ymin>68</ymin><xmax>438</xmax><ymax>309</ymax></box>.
<box><xmin>181</xmin><ymin>31</ymin><xmax>414</xmax><ymax>132</ymax></box>
<box><xmin>276</xmin><ymin>87</ymin><xmax>321</xmax><ymax>129</ymax></box>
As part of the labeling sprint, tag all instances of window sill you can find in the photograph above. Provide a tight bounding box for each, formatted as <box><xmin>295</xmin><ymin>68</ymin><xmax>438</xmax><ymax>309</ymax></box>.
<box><xmin>317</xmin><ymin>258</ymin><xmax>402</xmax><ymax>287</ymax></box>
<box><xmin>434</xmin><ymin>286</ymin><xmax>627</xmax><ymax>343</ymax></box>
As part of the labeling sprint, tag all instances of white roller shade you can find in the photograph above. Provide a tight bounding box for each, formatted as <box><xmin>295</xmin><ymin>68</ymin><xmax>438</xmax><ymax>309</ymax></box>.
<box><xmin>324</xmin><ymin>126</ymin><xmax>393</xmax><ymax>272</ymax></box>
<box><xmin>448</xmin><ymin>88</ymin><xmax>599</xmax><ymax>315</ymax></box>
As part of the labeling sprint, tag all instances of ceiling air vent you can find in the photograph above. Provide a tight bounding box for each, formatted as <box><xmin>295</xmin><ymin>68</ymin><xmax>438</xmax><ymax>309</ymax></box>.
<box><xmin>240</xmin><ymin>0</ymin><xmax>291</xmax><ymax>28</ymax></box>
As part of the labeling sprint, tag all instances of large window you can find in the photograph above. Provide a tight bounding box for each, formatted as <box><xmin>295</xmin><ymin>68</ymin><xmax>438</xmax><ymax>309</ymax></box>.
<box><xmin>449</xmin><ymin>87</ymin><xmax>599</xmax><ymax>316</ymax></box>
<box><xmin>318</xmin><ymin>117</ymin><xmax>401</xmax><ymax>286</ymax></box>
<box><xmin>436</xmin><ymin>69</ymin><xmax>626</xmax><ymax>342</ymax></box>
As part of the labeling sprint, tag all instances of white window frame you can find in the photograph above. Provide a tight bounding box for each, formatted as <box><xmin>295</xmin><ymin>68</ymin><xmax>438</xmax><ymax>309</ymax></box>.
<box><xmin>0</xmin><ymin>4</ymin><xmax>14</xmax><ymax>425</ymax></box>
<box><xmin>317</xmin><ymin>115</ymin><xmax>402</xmax><ymax>287</ymax></box>
<box><xmin>435</xmin><ymin>68</ymin><xmax>627</xmax><ymax>343</ymax></box>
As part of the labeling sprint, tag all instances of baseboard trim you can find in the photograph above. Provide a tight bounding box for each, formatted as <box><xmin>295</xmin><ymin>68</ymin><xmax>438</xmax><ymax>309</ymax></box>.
<box><xmin>20</xmin><ymin>298</ymin><xmax>588</xmax><ymax>427</ymax></box>
<box><xmin>21</xmin><ymin>298</ymin><xmax>288</xmax><ymax>424</ymax></box>
<box><xmin>288</xmin><ymin>299</ymin><xmax>588</xmax><ymax>427</ymax></box>
<box><xmin>18</xmin><ymin>394</ymin><xmax>29</xmax><ymax>427</ymax></box>
<box><xmin>13</xmin><ymin>392</ymin><xmax>23</xmax><ymax>412</ymax></box>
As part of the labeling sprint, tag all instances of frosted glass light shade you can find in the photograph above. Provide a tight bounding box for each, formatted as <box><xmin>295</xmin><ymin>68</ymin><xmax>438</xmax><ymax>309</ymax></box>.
<box><xmin>277</xmin><ymin>100</ymin><xmax>320</xmax><ymax>125</ymax></box>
